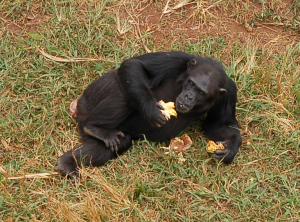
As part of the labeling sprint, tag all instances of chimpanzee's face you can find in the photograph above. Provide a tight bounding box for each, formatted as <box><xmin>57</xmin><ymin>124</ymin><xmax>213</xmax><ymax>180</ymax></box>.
<box><xmin>176</xmin><ymin>75</ymin><xmax>209</xmax><ymax>113</ymax></box>
<box><xmin>175</xmin><ymin>60</ymin><xmax>226</xmax><ymax>113</ymax></box>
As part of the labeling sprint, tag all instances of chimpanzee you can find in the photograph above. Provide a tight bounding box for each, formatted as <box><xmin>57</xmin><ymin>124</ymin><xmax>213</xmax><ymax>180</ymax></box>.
<box><xmin>54</xmin><ymin>51</ymin><xmax>242</xmax><ymax>177</ymax></box>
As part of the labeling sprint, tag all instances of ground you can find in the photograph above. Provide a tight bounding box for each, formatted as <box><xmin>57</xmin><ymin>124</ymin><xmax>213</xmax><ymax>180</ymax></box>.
<box><xmin>0</xmin><ymin>0</ymin><xmax>300</xmax><ymax>221</ymax></box>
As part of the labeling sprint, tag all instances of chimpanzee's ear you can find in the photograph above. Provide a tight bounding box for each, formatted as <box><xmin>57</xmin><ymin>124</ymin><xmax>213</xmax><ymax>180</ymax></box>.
<box><xmin>219</xmin><ymin>88</ymin><xmax>227</xmax><ymax>95</ymax></box>
<box><xmin>188</xmin><ymin>59</ymin><xmax>197</xmax><ymax>70</ymax></box>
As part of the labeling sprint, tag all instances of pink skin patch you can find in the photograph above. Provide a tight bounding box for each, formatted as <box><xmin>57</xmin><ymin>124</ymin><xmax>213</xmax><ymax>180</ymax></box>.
<box><xmin>70</xmin><ymin>99</ymin><xmax>78</xmax><ymax>118</ymax></box>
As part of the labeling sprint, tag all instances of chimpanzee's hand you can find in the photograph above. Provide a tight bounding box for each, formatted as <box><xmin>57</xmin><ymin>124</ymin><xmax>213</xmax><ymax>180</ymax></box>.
<box><xmin>156</xmin><ymin>101</ymin><xmax>164</xmax><ymax>110</ymax></box>
<box><xmin>144</xmin><ymin>101</ymin><xmax>167</xmax><ymax>128</ymax></box>
<box><xmin>102</xmin><ymin>130</ymin><xmax>125</xmax><ymax>152</ymax></box>
<box><xmin>83</xmin><ymin>127</ymin><xmax>124</xmax><ymax>152</ymax></box>
<box><xmin>208</xmin><ymin>141</ymin><xmax>236</xmax><ymax>164</ymax></box>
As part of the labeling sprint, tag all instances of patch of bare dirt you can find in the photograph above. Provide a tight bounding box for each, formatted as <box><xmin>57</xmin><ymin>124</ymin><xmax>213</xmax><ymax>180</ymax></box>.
<box><xmin>1</xmin><ymin>0</ymin><xmax>299</xmax><ymax>54</ymax></box>
<box><xmin>1</xmin><ymin>12</ymin><xmax>50</xmax><ymax>35</ymax></box>
<box><xmin>117</xmin><ymin>1</ymin><xmax>299</xmax><ymax>54</ymax></box>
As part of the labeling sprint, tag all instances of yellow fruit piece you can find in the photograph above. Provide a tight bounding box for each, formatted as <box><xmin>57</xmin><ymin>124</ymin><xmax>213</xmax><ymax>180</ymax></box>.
<box><xmin>158</xmin><ymin>100</ymin><xmax>177</xmax><ymax>120</ymax></box>
<box><xmin>159</xmin><ymin>100</ymin><xmax>175</xmax><ymax>109</ymax></box>
<box><xmin>206</xmin><ymin>141</ymin><xmax>225</xmax><ymax>153</ymax></box>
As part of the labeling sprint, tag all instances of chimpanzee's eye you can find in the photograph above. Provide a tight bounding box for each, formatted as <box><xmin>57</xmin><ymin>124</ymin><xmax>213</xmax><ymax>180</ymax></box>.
<box><xmin>188</xmin><ymin>80</ymin><xmax>194</xmax><ymax>87</ymax></box>
<box><xmin>197</xmin><ymin>88</ymin><xmax>206</xmax><ymax>96</ymax></box>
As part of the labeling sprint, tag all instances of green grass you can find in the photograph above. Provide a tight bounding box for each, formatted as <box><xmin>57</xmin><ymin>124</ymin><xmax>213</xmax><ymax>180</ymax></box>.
<box><xmin>1</xmin><ymin>0</ymin><xmax>300</xmax><ymax>221</ymax></box>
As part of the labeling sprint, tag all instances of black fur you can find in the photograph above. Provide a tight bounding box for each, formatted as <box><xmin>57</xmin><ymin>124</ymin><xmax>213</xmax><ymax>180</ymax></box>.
<box><xmin>55</xmin><ymin>51</ymin><xmax>242</xmax><ymax>177</ymax></box>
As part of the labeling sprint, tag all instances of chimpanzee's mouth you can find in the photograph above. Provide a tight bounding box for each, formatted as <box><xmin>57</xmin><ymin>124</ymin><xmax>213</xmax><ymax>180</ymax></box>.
<box><xmin>175</xmin><ymin>100</ymin><xmax>190</xmax><ymax>113</ymax></box>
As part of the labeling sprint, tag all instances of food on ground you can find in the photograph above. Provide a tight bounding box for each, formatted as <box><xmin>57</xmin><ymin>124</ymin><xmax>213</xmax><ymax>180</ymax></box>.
<box><xmin>169</xmin><ymin>133</ymin><xmax>193</xmax><ymax>153</ymax></box>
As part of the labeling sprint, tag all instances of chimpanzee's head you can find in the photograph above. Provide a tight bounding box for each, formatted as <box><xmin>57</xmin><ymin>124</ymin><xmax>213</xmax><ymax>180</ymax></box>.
<box><xmin>175</xmin><ymin>58</ymin><xmax>227</xmax><ymax>113</ymax></box>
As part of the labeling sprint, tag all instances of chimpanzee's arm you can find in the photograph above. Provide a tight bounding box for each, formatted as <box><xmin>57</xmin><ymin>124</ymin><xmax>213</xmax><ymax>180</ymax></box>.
<box><xmin>118</xmin><ymin>58</ymin><xmax>166</xmax><ymax>128</ymax></box>
<box><xmin>202</xmin><ymin>78</ymin><xmax>242</xmax><ymax>164</ymax></box>
<box><xmin>118</xmin><ymin>52</ymin><xmax>193</xmax><ymax>127</ymax></box>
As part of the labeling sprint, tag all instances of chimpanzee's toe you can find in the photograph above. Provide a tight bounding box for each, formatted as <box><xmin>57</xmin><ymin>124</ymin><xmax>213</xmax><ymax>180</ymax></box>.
<box><xmin>54</xmin><ymin>156</ymin><xmax>79</xmax><ymax>180</ymax></box>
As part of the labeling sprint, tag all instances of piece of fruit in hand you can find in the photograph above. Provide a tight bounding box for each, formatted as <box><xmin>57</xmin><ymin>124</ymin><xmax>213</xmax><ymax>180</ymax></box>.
<box><xmin>158</xmin><ymin>100</ymin><xmax>177</xmax><ymax>120</ymax></box>
<box><xmin>206</xmin><ymin>141</ymin><xmax>225</xmax><ymax>153</ymax></box>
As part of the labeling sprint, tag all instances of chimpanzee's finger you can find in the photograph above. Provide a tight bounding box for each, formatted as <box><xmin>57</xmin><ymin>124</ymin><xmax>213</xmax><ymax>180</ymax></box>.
<box><xmin>209</xmin><ymin>153</ymin><xmax>223</xmax><ymax>160</ymax></box>
<box><xmin>110</xmin><ymin>141</ymin><xmax>117</xmax><ymax>152</ymax></box>
<box><xmin>155</xmin><ymin>117</ymin><xmax>166</xmax><ymax>127</ymax></box>
<box><xmin>155</xmin><ymin>123</ymin><xmax>162</xmax><ymax>128</ymax></box>
<box><xmin>117</xmin><ymin>131</ymin><xmax>125</xmax><ymax>138</ymax></box>
<box><xmin>156</xmin><ymin>102</ymin><xmax>164</xmax><ymax>110</ymax></box>
<box><xmin>110</xmin><ymin>146</ymin><xmax>115</xmax><ymax>152</ymax></box>
<box><xmin>113</xmin><ymin>143</ymin><xmax>118</xmax><ymax>152</ymax></box>
<box><xmin>104</xmin><ymin>140</ymin><xmax>110</xmax><ymax>148</ymax></box>
<box><xmin>215</xmin><ymin>149</ymin><xmax>229</xmax><ymax>155</ymax></box>
<box><xmin>109</xmin><ymin>143</ymin><xmax>114</xmax><ymax>151</ymax></box>
<box><xmin>158</xmin><ymin>116</ymin><xmax>167</xmax><ymax>124</ymax></box>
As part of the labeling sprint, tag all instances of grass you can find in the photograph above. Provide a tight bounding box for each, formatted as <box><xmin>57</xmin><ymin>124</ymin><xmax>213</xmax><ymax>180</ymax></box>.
<box><xmin>0</xmin><ymin>0</ymin><xmax>300</xmax><ymax>221</ymax></box>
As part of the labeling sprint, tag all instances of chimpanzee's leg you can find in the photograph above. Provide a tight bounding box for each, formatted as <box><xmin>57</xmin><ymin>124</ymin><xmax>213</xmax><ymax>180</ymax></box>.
<box><xmin>54</xmin><ymin>133</ymin><xmax>132</xmax><ymax>178</ymax></box>
<box><xmin>76</xmin><ymin>79</ymin><xmax>133</xmax><ymax>152</ymax></box>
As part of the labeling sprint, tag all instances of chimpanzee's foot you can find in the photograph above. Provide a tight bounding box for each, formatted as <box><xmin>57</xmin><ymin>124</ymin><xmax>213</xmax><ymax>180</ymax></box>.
<box><xmin>54</xmin><ymin>151</ymin><xmax>79</xmax><ymax>181</ymax></box>
<box><xmin>55</xmin><ymin>134</ymin><xmax>132</xmax><ymax>181</ymax></box>
<box><xmin>70</xmin><ymin>99</ymin><xmax>78</xmax><ymax>118</ymax></box>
